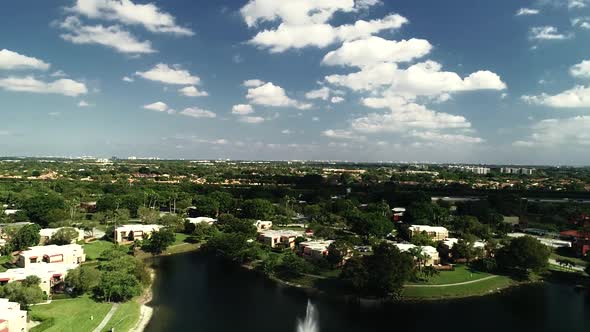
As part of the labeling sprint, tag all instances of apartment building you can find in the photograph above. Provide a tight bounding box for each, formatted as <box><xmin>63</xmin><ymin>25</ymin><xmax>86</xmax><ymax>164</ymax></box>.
<box><xmin>0</xmin><ymin>298</ymin><xmax>27</xmax><ymax>332</ymax></box>
<box><xmin>17</xmin><ymin>244</ymin><xmax>86</xmax><ymax>268</ymax></box>
<box><xmin>409</xmin><ymin>225</ymin><xmax>449</xmax><ymax>241</ymax></box>
<box><xmin>392</xmin><ymin>243</ymin><xmax>441</xmax><ymax>266</ymax></box>
<box><xmin>114</xmin><ymin>224</ymin><xmax>163</xmax><ymax>243</ymax></box>
<box><xmin>0</xmin><ymin>263</ymin><xmax>77</xmax><ymax>294</ymax></box>
<box><xmin>258</xmin><ymin>230</ymin><xmax>303</xmax><ymax>249</ymax></box>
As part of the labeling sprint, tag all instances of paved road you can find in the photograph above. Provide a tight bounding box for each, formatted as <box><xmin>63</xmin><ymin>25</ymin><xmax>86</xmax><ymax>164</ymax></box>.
<box><xmin>92</xmin><ymin>303</ymin><xmax>119</xmax><ymax>332</ymax></box>
<box><xmin>405</xmin><ymin>275</ymin><xmax>499</xmax><ymax>288</ymax></box>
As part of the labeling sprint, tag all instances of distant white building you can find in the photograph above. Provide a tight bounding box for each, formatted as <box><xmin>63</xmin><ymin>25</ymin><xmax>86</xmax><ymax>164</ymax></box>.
<box><xmin>392</xmin><ymin>243</ymin><xmax>440</xmax><ymax>266</ymax></box>
<box><xmin>3</xmin><ymin>209</ymin><xmax>20</xmax><ymax>216</ymax></box>
<box><xmin>299</xmin><ymin>240</ymin><xmax>334</xmax><ymax>259</ymax></box>
<box><xmin>17</xmin><ymin>244</ymin><xmax>86</xmax><ymax>268</ymax></box>
<box><xmin>254</xmin><ymin>220</ymin><xmax>273</xmax><ymax>231</ymax></box>
<box><xmin>0</xmin><ymin>298</ymin><xmax>27</xmax><ymax>332</ymax></box>
<box><xmin>507</xmin><ymin>233</ymin><xmax>571</xmax><ymax>248</ymax></box>
<box><xmin>186</xmin><ymin>217</ymin><xmax>217</xmax><ymax>225</ymax></box>
<box><xmin>39</xmin><ymin>227</ymin><xmax>85</xmax><ymax>244</ymax></box>
<box><xmin>114</xmin><ymin>224</ymin><xmax>164</xmax><ymax>243</ymax></box>
<box><xmin>258</xmin><ymin>230</ymin><xmax>303</xmax><ymax>249</ymax></box>
<box><xmin>0</xmin><ymin>263</ymin><xmax>77</xmax><ymax>294</ymax></box>
<box><xmin>501</xmin><ymin>167</ymin><xmax>535</xmax><ymax>175</ymax></box>
<box><xmin>442</xmin><ymin>238</ymin><xmax>486</xmax><ymax>249</ymax></box>
<box><xmin>409</xmin><ymin>225</ymin><xmax>449</xmax><ymax>241</ymax></box>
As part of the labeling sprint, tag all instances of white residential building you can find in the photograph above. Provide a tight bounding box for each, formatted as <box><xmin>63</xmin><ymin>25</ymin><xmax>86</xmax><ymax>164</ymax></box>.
<box><xmin>17</xmin><ymin>244</ymin><xmax>86</xmax><ymax>268</ymax></box>
<box><xmin>0</xmin><ymin>298</ymin><xmax>27</xmax><ymax>332</ymax></box>
<box><xmin>299</xmin><ymin>240</ymin><xmax>334</xmax><ymax>259</ymax></box>
<box><xmin>254</xmin><ymin>220</ymin><xmax>273</xmax><ymax>231</ymax></box>
<box><xmin>0</xmin><ymin>263</ymin><xmax>77</xmax><ymax>294</ymax></box>
<box><xmin>258</xmin><ymin>230</ymin><xmax>303</xmax><ymax>249</ymax></box>
<box><xmin>392</xmin><ymin>243</ymin><xmax>441</xmax><ymax>266</ymax></box>
<box><xmin>186</xmin><ymin>217</ymin><xmax>217</xmax><ymax>225</ymax></box>
<box><xmin>409</xmin><ymin>225</ymin><xmax>449</xmax><ymax>241</ymax></box>
<box><xmin>442</xmin><ymin>238</ymin><xmax>486</xmax><ymax>249</ymax></box>
<box><xmin>39</xmin><ymin>227</ymin><xmax>85</xmax><ymax>244</ymax></box>
<box><xmin>114</xmin><ymin>224</ymin><xmax>164</xmax><ymax>243</ymax></box>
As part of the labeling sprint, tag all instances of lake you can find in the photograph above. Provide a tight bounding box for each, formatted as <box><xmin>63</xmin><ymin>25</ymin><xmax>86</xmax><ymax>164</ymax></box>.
<box><xmin>145</xmin><ymin>251</ymin><xmax>590</xmax><ymax>332</ymax></box>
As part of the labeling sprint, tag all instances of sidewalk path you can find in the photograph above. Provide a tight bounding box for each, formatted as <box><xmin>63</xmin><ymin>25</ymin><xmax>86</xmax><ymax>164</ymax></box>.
<box><xmin>92</xmin><ymin>303</ymin><xmax>119</xmax><ymax>332</ymax></box>
<box><xmin>405</xmin><ymin>275</ymin><xmax>498</xmax><ymax>288</ymax></box>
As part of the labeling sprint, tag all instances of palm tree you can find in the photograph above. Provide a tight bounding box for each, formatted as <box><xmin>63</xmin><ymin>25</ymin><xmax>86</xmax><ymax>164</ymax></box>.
<box><xmin>422</xmin><ymin>266</ymin><xmax>440</xmax><ymax>280</ymax></box>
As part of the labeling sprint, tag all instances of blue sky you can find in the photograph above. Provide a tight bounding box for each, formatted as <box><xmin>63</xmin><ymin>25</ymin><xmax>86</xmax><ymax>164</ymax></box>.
<box><xmin>1</xmin><ymin>0</ymin><xmax>590</xmax><ymax>164</ymax></box>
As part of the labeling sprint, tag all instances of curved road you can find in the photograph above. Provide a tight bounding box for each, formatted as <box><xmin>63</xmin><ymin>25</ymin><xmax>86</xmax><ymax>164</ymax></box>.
<box><xmin>405</xmin><ymin>275</ymin><xmax>499</xmax><ymax>288</ymax></box>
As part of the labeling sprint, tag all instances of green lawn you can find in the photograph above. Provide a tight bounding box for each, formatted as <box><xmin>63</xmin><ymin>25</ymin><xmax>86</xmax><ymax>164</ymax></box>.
<box><xmin>0</xmin><ymin>255</ymin><xmax>13</xmax><ymax>272</ymax></box>
<box><xmin>100</xmin><ymin>300</ymin><xmax>141</xmax><ymax>332</ymax></box>
<box><xmin>30</xmin><ymin>296</ymin><xmax>113</xmax><ymax>332</ymax></box>
<box><xmin>407</xmin><ymin>265</ymin><xmax>492</xmax><ymax>285</ymax></box>
<box><xmin>403</xmin><ymin>275</ymin><xmax>514</xmax><ymax>299</ymax></box>
<box><xmin>173</xmin><ymin>232</ymin><xmax>189</xmax><ymax>245</ymax></box>
<box><xmin>83</xmin><ymin>240</ymin><xmax>116</xmax><ymax>261</ymax></box>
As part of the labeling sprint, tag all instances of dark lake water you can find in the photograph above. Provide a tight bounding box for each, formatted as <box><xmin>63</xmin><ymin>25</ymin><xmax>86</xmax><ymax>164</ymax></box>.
<box><xmin>145</xmin><ymin>251</ymin><xmax>590</xmax><ymax>332</ymax></box>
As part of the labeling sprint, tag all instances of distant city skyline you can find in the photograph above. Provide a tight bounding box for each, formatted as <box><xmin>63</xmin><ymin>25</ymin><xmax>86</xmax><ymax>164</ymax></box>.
<box><xmin>1</xmin><ymin>1</ymin><xmax>590</xmax><ymax>165</ymax></box>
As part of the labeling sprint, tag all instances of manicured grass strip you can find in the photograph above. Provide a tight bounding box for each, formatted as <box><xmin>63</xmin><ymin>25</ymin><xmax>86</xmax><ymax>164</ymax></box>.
<box><xmin>403</xmin><ymin>275</ymin><xmax>514</xmax><ymax>299</ymax></box>
<box><xmin>173</xmin><ymin>233</ymin><xmax>189</xmax><ymax>245</ymax></box>
<box><xmin>407</xmin><ymin>265</ymin><xmax>492</xmax><ymax>286</ymax></box>
<box><xmin>550</xmin><ymin>252</ymin><xmax>588</xmax><ymax>267</ymax></box>
<box><xmin>100</xmin><ymin>300</ymin><xmax>141</xmax><ymax>332</ymax></box>
<box><xmin>30</xmin><ymin>296</ymin><xmax>112</xmax><ymax>332</ymax></box>
<box><xmin>83</xmin><ymin>240</ymin><xmax>115</xmax><ymax>261</ymax></box>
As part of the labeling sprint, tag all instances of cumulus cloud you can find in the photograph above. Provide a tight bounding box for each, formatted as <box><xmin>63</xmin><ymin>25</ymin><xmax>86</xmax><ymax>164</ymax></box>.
<box><xmin>0</xmin><ymin>49</ymin><xmax>50</xmax><ymax>71</ymax></box>
<box><xmin>305</xmin><ymin>86</ymin><xmax>331</xmax><ymax>100</ymax></box>
<box><xmin>136</xmin><ymin>63</ymin><xmax>200</xmax><ymax>85</ymax></box>
<box><xmin>322</xmin><ymin>129</ymin><xmax>365</xmax><ymax>141</ymax></box>
<box><xmin>516</xmin><ymin>8</ymin><xmax>540</xmax><ymax>16</ymax></box>
<box><xmin>529</xmin><ymin>26</ymin><xmax>570</xmax><ymax>40</ymax></box>
<box><xmin>179</xmin><ymin>86</ymin><xmax>208</xmax><ymax>97</ymax></box>
<box><xmin>248</xmin><ymin>14</ymin><xmax>408</xmax><ymax>52</ymax></box>
<box><xmin>232</xmin><ymin>104</ymin><xmax>255</xmax><ymax>115</ymax></box>
<box><xmin>522</xmin><ymin>85</ymin><xmax>590</xmax><ymax>107</ymax></box>
<box><xmin>68</xmin><ymin>0</ymin><xmax>193</xmax><ymax>36</ymax></box>
<box><xmin>570</xmin><ymin>60</ymin><xmax>590</xmax><ymax>78</ymax></box>
<box><xmin>331</xmin><ymin>96</ymin><xmax>345</xmax><ymax>103</ymax></box>
<box><xmin>180</xmin><ymin>107</ymin><xmax>216</xmax><ymax>118</ymax></box>
<box><xmin>246</xmin><ymin>82</ymin><xmax>311</xmax><ymax>109</ymax></box>
<box><xmin>78</xmin><ymin>100</ymin><xmax>92</xmax><ymax>107</ymax></box>
<box><xmin>326</xmin><ymin>60</ymin><xmax>506</xmax><ymax>99</ymax></box>
<box><xmin>514</xmin><ymin>116</ymin><xmax>590</xmax><ymax>147</ymax></box>
<box><xmin>243</xmin><ymin>79</ymin><xmax>265</xmax><ymax>87</ymax></box>
<box><xmin>239</xmin><ymin>116</ymin><xmax>265</xmax><ymax>124</ymax></box>
<box><xmin>0</xmin><ymin>76</ymin><xmax>87</xmax><ymax>96</ymax></box>
<box><xmin>322</xmin><ymin>36</ymin><xmax>432</xmax><ymax>67</ymax></box>
<box><xmin>143</xmin><ymin>101</ymin><xmax>173</xmax><ymax>113</ymax></box>
<box><xmin>122</xmin><ymin>76</ymin><xmax>134</xmax><ymax>82</ymax></box>
<box><xmin>59</xmin><ymin>16</ymin><xmax>155</xmax><ymax>54</ymax></box>
<box><xmin>572</xmin><ymin>17</ymin><xmax>590</xmax><ymax>29</ymax></box>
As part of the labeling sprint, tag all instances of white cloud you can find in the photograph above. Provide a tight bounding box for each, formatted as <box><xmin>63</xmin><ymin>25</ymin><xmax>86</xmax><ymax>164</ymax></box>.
<box><xmin>0</xmin><ymin>49</ymin><xmax>50</xmax><ymax>71</ymax></box>
<box><xmin>243</xmin><ymin>79</ymin><xmax>265</xmax><ymax>87</ymax></box>
<box><xmin>522</xmin><ymin>85</ymin><xmax>590</xmax><ymax>107</ymax></box>
<box><xmin>143</xmin><ymin>101</ymin><xmax>172</xmax><ymax>113</ymax></box>
<box><xmin>136</xmin><ymin>63</ymin><xmax>200</xmax><ymax>85</ymax></box>
<box><xmin>322</xmin><ymin>36</ymin><xmax>432</xmax><ymax>67</ymax></box>
<box><xmin>51</xmin><ymin>70</ymin><xmax>68</xmax><ymax>77</ymax></box>
<box><xmin>312</xmin><ymin>116</ymin><xmax>320</xmax><ymax>121</ymax></box>
<box><xmin>179</xmin><ymin>86</ymin><xmax>208</xmax><ymax>97</ymax></box>
<box><xmin>232</xmin><ymin>104</ymin><xmax>255</xmax><ymax>115</ymax></box>
<box><xmin>516</xmin><ymin>8</ymin><xmax>540</xmax><ymax>16</ymax></box>
<box><xmin>409</xmin><ymin>131</ymin><xmax>484</xmax><ymax>144</ymax></box>
<box><xmin>68</xmin><ymin>0</ymin><xmax>193</xmax><ymax>36</ymax></box>
<box><xmin>122</xmin><ymin>76</ymin><xmax>134</xmax><ymax>82</ymax></box>
<box><xmin>572</xmin><ymin>17</ymin><xmax>590</xmax><ymax>29</ymax></box>
<box><xmin>305</xmin><ymin>86</ymin><xmax>331</xmax><ymax>100</ymax></box>
<box><xmin>78</xmin><ymin>100</ymin><xmax>92</xmax><ymax>107</ymax></box>
<box><xmin>180</xmin><ymin>107</ymin><xmax>216</xmax><ymax>118</ymax></box>
<box><xmin>281</xmin><ymin>129</ymin><xmax>292</xmax><ymax>134</ymax></box>
<box><xmin>241</xmin><ymin>0</ymin><xmax>359</xmax><ymax>27</ymax></box>
<box><xmin>248</xmin><ymin>14</ymin><xmax>408</xmax><ymax>52</ymax></box>
<box><xmin>570</xmin><ymin>60</ymin><xmax>590</xmax><ymax>78</ymax></box>
<box><xmin>515</xmin><ymin>116</ymin><xmax>590</xmax><ymax>147</ymax></box>
<box><xmin>239</xmin><ymin>116</ymin><xmax>265</xmax><ymax>124</ymax></box>
<box><xmin>59</xmin><ymin>16</ymin><xmax>156</xmax><ymax>54</ymax></box>
<box><xmin>322</xmin><ymin>129</ymin><xmax>365</xmax><ymax>141</ymax></box>
<box><xmin>0</xmin><ymin>76</ymin><xmax>87</xmax><ymax>96</ymax></box>
<box><xmin>331</xmin><ymin>96</ymin><xmax>345</xmax><ymax>103</ymax></box>
<box><xmin>529</xmin><ymin>26</ymin><xmax>570</xmax><ymax>40</ymax></box>
<box><xmin>326</xmin><ymin>61</ymin><xmax>506</xmax><ymax>99</ymax></box>
<box><xmin>246</xmin><ymin>82</ymin><xmax>311</xmax><ymax>109</ymax></box>
<box><xmin>569</xmin><ymin>0</ymin><xmax>588</xmax><ymax>9</ymax></box>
